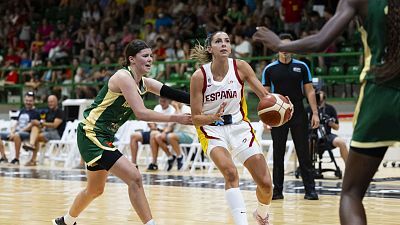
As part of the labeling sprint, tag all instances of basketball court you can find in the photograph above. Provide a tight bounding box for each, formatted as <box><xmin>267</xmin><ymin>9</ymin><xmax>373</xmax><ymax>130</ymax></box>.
<box><xmin>1</xmin><ymin>154</ymin><xmax>399</xmax><ymax>225</ymax></box>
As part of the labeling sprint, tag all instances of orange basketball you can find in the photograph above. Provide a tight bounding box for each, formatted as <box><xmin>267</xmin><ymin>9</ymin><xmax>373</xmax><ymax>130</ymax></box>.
<box><xmin>257</xmin><ymin>94</ymin><xmax>292</xmax><ymax>127</ymax></box>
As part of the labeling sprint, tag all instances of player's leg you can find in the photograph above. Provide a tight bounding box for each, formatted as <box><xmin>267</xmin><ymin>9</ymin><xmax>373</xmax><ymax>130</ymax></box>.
<box><xmin>70</xmin><ymin>169</ymin><xmax>109</xmax><ymax>219</ymax></box>
<box><xmin>339</xmin><ymin>147</ymin><xmax>387</xmax><ymax>225</ymax></box>
<box><xmin>210</xmin><ymin>146</ymin><xmax>248</xmax><ymax>225</ymax></box>
<box><xmin>231</xmin><ymin>121</ymin><xmax>272</xmax><ymax>225</ymax></box>
<box><xmin>109</xmin><ymin>154</ymin><xmax>154</xmax><ymax>224</ymax></box>
<box><xmin>53</xmin><ymin>168</ymin><xmax>108</xmax><ymax>225</ymax></box>
<box><xmin>244</xmin><ymin>153</ymin><xmax>272</xmax><ymax>225</ymax></box>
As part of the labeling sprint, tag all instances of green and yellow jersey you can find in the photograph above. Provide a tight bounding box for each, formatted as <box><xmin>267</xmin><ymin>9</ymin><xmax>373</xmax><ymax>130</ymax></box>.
<box><xmin>81</xmin><ymin>67</ymin><xmax>147</xmax><ymax>143</ymax></box>
<box><xmin>359</xmin><ymin>0</ymin><xmax>400</xmax><ymax>88</ymax></box>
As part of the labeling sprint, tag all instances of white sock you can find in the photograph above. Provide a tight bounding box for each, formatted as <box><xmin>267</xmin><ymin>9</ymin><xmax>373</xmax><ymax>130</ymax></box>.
<box><xmin>63</xmin><ymin>212</ymin><xmax>77</xmax><ymax>225</ymax></box>
<box><xmin>144</xmin><ymin>219</ymin><xmax>156</xmax><ymax>225</ymax></box>
<box><xmin>168</xmin><ymin>155</ymin><xmax>174</xmax><ymax>160</ymax></box>
<box><xmin>225</xmin><ymin>188</ymin><xmax>248</xmax><ymax>225</ymax></box>
<box><xmin>256</xmin><ymin>201</ymin><xmax>270</xmax><ymax>219</ymax></box>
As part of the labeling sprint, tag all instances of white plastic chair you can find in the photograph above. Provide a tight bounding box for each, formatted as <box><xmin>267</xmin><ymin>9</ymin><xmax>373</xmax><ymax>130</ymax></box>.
<box><xmin>41</xmin><ymin>120</ymin><xmax>80</xmax><ymax>167</ymax></box>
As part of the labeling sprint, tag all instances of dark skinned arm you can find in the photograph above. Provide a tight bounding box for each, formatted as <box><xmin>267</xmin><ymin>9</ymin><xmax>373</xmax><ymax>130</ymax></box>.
<box><xmin>253</xmin><ymin>0</ymin><xmax>362</xmax><ymax>53</ymax></box>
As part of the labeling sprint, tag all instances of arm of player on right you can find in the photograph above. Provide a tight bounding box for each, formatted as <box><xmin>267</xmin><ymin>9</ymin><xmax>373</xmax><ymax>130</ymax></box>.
<box><xmin>112</xmin><ymin>71</ymin><xmax>192</xmax><ymax>125</ymax></box>
<box><xmin>190</xmin><ymin>69</ymin><xmax>225</xmax><ymax>126</ymax></box>
<box><xmin>253</xmin><ymin>0</ymin><xmax>359</xmax><ymax>53</ymax></box>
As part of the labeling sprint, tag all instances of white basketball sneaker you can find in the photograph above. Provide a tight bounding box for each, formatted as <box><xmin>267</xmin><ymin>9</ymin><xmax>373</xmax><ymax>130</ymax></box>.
<box><xmin>253</xmin><ymin>210</ymin><xmax>271</xmax><ymax>225</ymax></box>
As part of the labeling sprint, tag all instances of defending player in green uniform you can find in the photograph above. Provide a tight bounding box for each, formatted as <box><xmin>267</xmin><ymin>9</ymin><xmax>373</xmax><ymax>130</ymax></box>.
<box><xmin>253</xmin><ymin>0</ymin><xmax>400</xmax><ymax>224</ymax></box>
<box><xmin>53</xmin><ymin>40</ymin><xmax>192</xmax><ymax>225</ymax></box>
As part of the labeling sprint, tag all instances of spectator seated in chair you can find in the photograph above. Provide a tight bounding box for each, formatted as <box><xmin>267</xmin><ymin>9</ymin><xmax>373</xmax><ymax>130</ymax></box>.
<box><xmin>0</xmin><ymin>91</ymin><xmax>40</xmax><ymax>165</ymax></box>
<box><xmin>130</xmin><ymin>97</ymin><xmax>176</xmax><ymax>171</ymax></box>
<box><xmin>23</xmin><ymin>95</ymin><xmax>66</xmax><ymax>166</ymax></box>
<box><xmin>155</xmin><ymin>101</ymin><xmax>197</xmax><ymax>171</ymax></box>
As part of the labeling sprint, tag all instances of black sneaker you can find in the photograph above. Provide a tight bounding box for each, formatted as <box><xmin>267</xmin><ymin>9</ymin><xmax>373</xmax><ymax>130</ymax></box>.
<box><xmin>304</xmin><ymin>190</ymin><xmax>319</xmax><ymax>200</ymax></box>
<box><xmin>272</xmin><ymin>191</ymin><xmax>284</xmax><ymax>200</ymax></box>
<box><xmin>52</xmin><ymin>216</ymin><xmax>77</xmax><ymax>225</ymax></box>
<box><xmin>0</xmin><ymin>157</ymin><xmax>8</xmax><ymax>163</ymax></box>
<box><xmin>176</xmin><ymin>155</ymin><xmax>184</xmax><ymax>170</ymax></box>
<box><xmin>147</xmin><ymin>163</ymin><xmax>158</xmax><ymax>171</ymax></box>
<box><xmin>10</xmin><ymin>158</ymin><xmax>19</xmax><ymax>165</ymax></box>
<box><xmin>167</xmin><ymin>155</ymin><xmax>176</xmax><ymax>171</ymax></box>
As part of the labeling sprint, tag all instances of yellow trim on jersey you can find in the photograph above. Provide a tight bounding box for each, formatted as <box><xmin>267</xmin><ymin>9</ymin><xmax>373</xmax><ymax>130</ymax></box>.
<box><xmin>351</xmin><ymin>140</ymin><xmax>398</xmax><ymax>148</ymax></box>
<box><xmin>239</xmin><ymin>90</ymin><xmax>258</xmax><ymax>144</ymax></box>
<box><xmin>88</xmin><ymin>155</ymin><xmax>102</xmax><ymax>166</ymax></box>
<box><xmin>83</xmin><ymin>89</ymin><xmax>122</xmax><ymax>129</ymax></box>
<box><xmin>83</xmin><ymin>89</ymin><xmax>119</xmax><ymax>151</ymax></box>
<box><xmin>123</xmin><ymin>68</ymin><xmax>148</xmax><ymax>95</ymax></box>
<box><xmin>196</xmin><ymin>126</ymin><xmax>209</xmax><ymax>153</ymax></box>
<box><xmin>240</xmin><ymin>92</ymin><xmax>249</xmax><ymax>120</ymax></box>
<box><xmin>84</xmin><ymin>130</ymin><xmax>116</xmax><ymax>151</ymax></box>
<box><xmin>352</xmin><ymin>82</ymin><xmax>366</xmax><ymax>128</ymax></box>
<box><xmin>359</xmin><ymin>26</ymin><xmax>372</xmax><ymax>82</ymax></box>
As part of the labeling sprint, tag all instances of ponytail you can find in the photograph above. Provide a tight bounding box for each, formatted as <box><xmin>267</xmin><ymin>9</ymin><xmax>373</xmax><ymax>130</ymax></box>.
<box><xmin>190</xmin><ymin>41</ymin><xmax>212</xmax><ymax>65</ymax></box>
<box><xmin>190</xmin><ymin>32</ymin><xmax>218</xmax><ymax>65</ymax></box>
<box><xmin>372</xmin><ymin>0</ymin><xmax>400</xmax><ymax>82</ymax></box>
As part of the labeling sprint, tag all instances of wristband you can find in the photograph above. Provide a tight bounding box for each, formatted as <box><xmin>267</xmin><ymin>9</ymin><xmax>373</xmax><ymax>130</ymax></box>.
<box><xmin>160</xmin><ymin>85</ymin><xmax>190</xmax><ymax>105</ymax></box>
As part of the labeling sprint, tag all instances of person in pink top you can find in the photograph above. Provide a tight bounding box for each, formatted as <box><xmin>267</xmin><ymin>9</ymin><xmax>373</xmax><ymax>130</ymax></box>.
<box><xmin>37</xmin><ymin>18</ymin><xmax>54</xmax><ymax>41</ymax></box>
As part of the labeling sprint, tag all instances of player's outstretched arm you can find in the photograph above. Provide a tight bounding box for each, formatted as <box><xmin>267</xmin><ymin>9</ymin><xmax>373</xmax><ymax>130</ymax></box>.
<box><xmin>111</xmin><ymin>71</ymin><xmax>191</xmax><ymax>124</ymax></box>
<box><xmin>144</xmin><ymin>77</ymin><xmax>190</xmax><ymax>105</ymax></box>
<box><xmin>253</xmin><ymin>0</ymin><xmax>359</xmax><ymax>53</ymax></box>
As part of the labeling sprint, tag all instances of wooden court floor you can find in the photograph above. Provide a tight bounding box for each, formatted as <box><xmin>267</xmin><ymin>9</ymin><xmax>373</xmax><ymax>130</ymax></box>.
<box><xmin>1</xmin><ymin>164</ymin><xmax>400</xmax><ymax>225</ymax></box>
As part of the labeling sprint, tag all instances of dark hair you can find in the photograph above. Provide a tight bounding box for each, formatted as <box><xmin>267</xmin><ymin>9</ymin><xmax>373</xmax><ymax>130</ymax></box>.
<box><xmin>371</xmin><ymin>0</ymin><xmax>400</xmax><ymax>82</ymax></box>
<box><xmin>190</xmin><ymin>32</ymin><xmax>219</xmax><ymax>65</ymax></box>
<box><xmin>279</xmin><ymin>33</ymin><xmax>294</xmax><ymax>40</ymax></box>
<box><xmin>122</xmin><ymin>40</ymin><xmax>151</xmax><ymax>67</ymax></box>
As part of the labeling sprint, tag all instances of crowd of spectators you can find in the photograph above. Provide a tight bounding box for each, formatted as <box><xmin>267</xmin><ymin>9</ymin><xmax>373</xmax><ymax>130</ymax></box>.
<box><xmin>0</xmin><ymin>0</ymin><xmax>360</xmax><ymax>102</ymax></box>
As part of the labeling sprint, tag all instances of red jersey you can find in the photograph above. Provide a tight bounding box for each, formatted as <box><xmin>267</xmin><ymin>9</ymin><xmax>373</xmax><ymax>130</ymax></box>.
<box><xmin>281</xmin><ymin>0</ymin><xmax>304</xmax><ymax>23</ymax></box>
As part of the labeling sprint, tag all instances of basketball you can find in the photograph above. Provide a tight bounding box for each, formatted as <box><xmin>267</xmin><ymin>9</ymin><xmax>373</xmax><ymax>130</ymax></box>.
<box><xmin>257</xmin><ymin>94</ymin><xmax>292</xmax><ymax>127</ymax></box>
